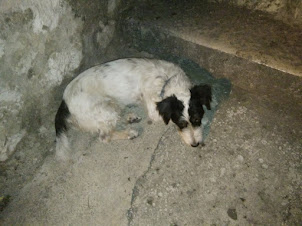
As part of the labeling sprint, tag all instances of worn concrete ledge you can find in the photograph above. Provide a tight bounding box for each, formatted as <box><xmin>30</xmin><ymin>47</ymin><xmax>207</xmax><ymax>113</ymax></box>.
<box><xmin>123</xmin><ymin>1</ymin><xmax>302</xmax><ymax>77</ymax></box>
<box><xmin>121</xmin><ymin>1</ymin><xmax>302</xmax><ymax>117</ymax></box>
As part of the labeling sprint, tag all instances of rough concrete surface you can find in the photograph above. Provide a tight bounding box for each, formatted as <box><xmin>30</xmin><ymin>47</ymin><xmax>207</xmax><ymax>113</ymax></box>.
<box><xmin>0</xmin><ymin>0</ymin><xmax>124</xmax><ymax>206</ymax></box>
<box><xmin>124</xmin><ymin>1</ymin><xmax>302</xmax><ymax>77</ymax></box>
<box><xmin>0</xmin><ymin>104</ymin><xmax>167</xmax><ymax>225</ymax></box>
<box><xmin>0</xmin><ymin>0</ymin><xmax>302</xmax><ymax>224</ymax></box>
<box><xmin>0</xmin><ymin>0</ymin><xmax>83</xmax><ymax>163</ymax></box>
<box><xmin>1</xmin><ymin>32</ymin><xmax>302</xmax><ymax>226</ymax></box>
<box><xmin>129</xmin><ymin>88</ymin><xmax>302</xmax><ymax>225</ymax></box>
<box><xmin>207</xmin><ymin>0</ymin><xmax>302</xmax><ymax>26</ymax></box>
<box><xmin>1</xmin><ymin>83</ymin><xmax>301</xmax><ymax>225</ymax></box>
<box><xmin>0</xmin><ymin>42</ymin><xmax>301</xmax><ymax>224</ymax></box>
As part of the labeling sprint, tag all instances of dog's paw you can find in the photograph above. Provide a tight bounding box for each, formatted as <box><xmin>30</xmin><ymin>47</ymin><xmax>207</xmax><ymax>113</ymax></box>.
<box><xmin>128</xmin><ymin>129</ymin><xmax>139</xmax><ymax>140</ymax></box>
<box><xmin>99</xmin><ymin>133</ymin><xmax>111</xmax><ymax>143</ymax></box>
<box><xmin>127</xmin><ymin>113</ymin><xmax>142</xmax><ymax>124</ymax></box>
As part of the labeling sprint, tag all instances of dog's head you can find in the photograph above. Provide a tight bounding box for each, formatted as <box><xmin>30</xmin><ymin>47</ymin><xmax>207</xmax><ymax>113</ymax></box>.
<box><xmin>156</xmin><ymin>84</ymin><xmax>212</xmax><ymax>147</ymax></box>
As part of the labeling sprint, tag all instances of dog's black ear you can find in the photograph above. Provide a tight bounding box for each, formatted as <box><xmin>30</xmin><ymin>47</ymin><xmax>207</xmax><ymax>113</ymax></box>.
<box><xmin>156</xmin><ymin>95</ymin><xmax>184</xmax><ymax>125</ymax></box>
<box><xmin>190</xmin><ymin>84</ymin><xmax>212</xmax><ymax>110</ymax></box>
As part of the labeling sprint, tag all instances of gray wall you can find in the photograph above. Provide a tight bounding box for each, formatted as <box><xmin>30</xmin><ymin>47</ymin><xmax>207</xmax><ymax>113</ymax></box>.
<box><xmin>0</xmin><ymin>0</ymin><xmax>120</xmax><ymax>161</ymax></box>
<box><xmin>208</xmin><ymin>0</ymin><xmax>302</xmax><ymax>26</ymax></box>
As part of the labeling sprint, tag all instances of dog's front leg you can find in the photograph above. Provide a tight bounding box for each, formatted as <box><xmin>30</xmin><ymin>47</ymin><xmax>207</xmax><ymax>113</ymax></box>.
<box><xmin>111</xmin><ymin>129</ymin><xmax>138</xmax><ymax>140</ymax></box>
<box><xmin>99</xmin><ymin>129</ymin><xmax>139</xmax><ymax>142</ymax></box>
<box><xmin>111</xmin><ymin>129</ymin><xmax>139</xmax><ymax>141</ymax></box>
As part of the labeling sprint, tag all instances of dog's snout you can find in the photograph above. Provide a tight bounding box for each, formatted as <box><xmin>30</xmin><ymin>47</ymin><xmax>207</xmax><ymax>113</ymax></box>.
<box><xmin>191</xmin><ymin>142</ymin><xmax>199</xmax><ymax>147</ymax></box>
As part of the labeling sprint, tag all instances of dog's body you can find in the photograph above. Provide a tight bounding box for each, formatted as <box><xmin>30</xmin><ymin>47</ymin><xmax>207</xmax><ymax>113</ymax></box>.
<box><xmin>55</xmin><ymin>58</ymin><xmax>211</xmax><ymax>161</ymax></box>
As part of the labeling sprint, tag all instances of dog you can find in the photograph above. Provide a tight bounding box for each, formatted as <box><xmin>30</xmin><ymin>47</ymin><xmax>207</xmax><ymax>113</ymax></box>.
<box><xmin>55</xmin><ymin>58</ymin><xmax>212</xmax><ymax>161</ymax></box>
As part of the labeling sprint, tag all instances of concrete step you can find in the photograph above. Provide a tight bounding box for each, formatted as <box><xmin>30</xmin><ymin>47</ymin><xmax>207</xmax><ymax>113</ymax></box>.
<box><xmin>121</xmin><ymin>1</ymin><xmax>302</xmax><ymax>117</ymax></box>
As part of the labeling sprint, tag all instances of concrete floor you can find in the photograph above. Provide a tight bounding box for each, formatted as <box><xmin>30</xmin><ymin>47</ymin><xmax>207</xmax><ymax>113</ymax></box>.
<box><xmin>128</xmin><ymin>87</ymin><xmax>302</xmax><ymax>225</ymax></box>
<box><xmin>0</xmin><ymin>83</ymin><xmax>301</xmax><ymax>225</ymax></box>
<box><xmin>1</xmin><ymin>1</ymin><xmax>302</xmax><ymax>225</ymax></box>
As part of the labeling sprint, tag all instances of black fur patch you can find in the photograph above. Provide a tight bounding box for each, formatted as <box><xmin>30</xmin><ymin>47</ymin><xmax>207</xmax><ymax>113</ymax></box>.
<box><xmin>156</xmin><ymin>95</ymin><xmax>186</xmax><ymax>129</ymax></box>
<box><xmin>189</xmin><ymin>84</ymin><xmax>212</xmax><ymax>127</ymax></box>
<box><xmin>55</xmin><ymin>100</ymin><xmax>70</xmax><ymax>136</ymax></box>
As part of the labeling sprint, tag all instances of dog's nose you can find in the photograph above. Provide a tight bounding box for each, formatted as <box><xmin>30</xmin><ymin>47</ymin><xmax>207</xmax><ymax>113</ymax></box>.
<box><xmin>191</xmin><ymin>142</ymin><xmax>199</xmax><ymax>147</ymax></box>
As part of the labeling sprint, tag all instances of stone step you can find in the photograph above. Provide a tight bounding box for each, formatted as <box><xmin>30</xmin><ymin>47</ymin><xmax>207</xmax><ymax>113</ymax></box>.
<box><xmin>121</xmin><ymin>1</ymin><xmax>302</xmax><ymax>116</ymax></box>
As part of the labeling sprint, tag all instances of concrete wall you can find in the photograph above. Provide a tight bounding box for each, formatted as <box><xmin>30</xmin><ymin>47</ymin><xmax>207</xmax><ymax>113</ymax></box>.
<box><xmin>208</xmin><ymin>0</ymin><xmax>302</xmax><ymax>26</ymax></box>
<box><xmin>66</xmin><ymin>0</ymin><xmax>121</xmax><ymax>68</ymax></box>
<box><xmin>0</xmin><ymin>0</ymin><xmax>120</xmax><ymax>162</ymax></box>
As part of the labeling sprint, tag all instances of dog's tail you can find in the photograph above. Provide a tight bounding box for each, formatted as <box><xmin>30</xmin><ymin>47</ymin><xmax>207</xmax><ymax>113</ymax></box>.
<box><xmin>55</xmin><ymin>100</ymin><xmax>71</xmax><ymax>161</ymax></box>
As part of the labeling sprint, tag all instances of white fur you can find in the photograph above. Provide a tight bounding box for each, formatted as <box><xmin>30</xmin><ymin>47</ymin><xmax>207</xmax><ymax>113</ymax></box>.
<box><xmin>55</xmin><ymin>133</ymin><xmax>70</xmax><ymax>161</ymax></box>
<box><xmin>56</xmin><ymin>58</ymin><xmax>201</xmax><ymax>160</ymax></box>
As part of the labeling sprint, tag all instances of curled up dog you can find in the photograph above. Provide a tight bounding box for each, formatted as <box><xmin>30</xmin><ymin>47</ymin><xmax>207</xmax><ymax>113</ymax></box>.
<box><xmin>55</xmin><ymin>58</ymin><xmax>212</xmax><ymax>161</ymax></box>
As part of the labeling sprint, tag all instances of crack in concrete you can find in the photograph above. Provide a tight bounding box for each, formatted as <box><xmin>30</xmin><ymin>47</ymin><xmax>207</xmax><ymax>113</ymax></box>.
<box><xmin>127</xmin><ymin>127</ymin><xmax>171</xmax><ymax>226</ymax></box>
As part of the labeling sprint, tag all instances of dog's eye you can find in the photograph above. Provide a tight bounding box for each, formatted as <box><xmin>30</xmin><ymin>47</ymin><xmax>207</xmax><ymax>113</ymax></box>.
<box><xmin>177</xmin><ymin>121</ymin><xmax>188</xmax><ymax>129</ymax></box>
<box><xmin>194</xmin><ymin>119</ymin><xmax>200</xmax><ymax>124</ymax></box>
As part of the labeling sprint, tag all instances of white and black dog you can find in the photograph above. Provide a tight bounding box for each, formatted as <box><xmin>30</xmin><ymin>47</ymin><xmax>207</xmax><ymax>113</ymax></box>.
<box><xmin>55</xmin><ymin>58</ymin><xmax>211</xmax><ymax>161</ymax></box>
